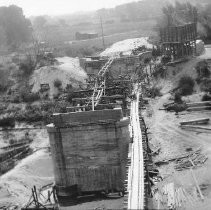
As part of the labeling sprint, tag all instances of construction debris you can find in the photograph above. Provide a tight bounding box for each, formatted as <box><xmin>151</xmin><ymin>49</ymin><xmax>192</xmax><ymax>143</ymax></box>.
<box><xmin>189</xmin><ymin>159</ymin><xmax>205</xmax><ymax>200</ymax></box>
<box><xmin>190</xmin><ymin>169</ymin><xmax>205</xmax><ymax>201</ymax></box>
<box><xmin>154</xmin><ymin>184</ymin><xmax>190</xmax><ymax>209</ymax></box>
<box><xmin>21</xmin><ymin>186</ymin><xmax>58</xmax><ymax>210</ymax></box>
<box><xmin>155</xmin><ymin>148</ymin><xmax>207</xmax><ymax>169</ymax></box>
<box><xmin>174</xmin><ymin>149</ymin><xmax>207</xmax><ymax>171</ymax></box>
<box><xmin>151</xmin><ymin>147</ymin><xmax>161</xmax><ymax>156</ymax></box>
<box><xmin>164</xmin><ymin>102</ymin><xmax>187</xmax><ymax>112</ymax></box>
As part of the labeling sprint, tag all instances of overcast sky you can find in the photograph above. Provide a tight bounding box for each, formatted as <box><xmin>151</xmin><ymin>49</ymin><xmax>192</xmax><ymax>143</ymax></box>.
<box><xmin>0</xmin><ymin>0</ymin><xmax>139</xmax><ymax>16</ymax></box>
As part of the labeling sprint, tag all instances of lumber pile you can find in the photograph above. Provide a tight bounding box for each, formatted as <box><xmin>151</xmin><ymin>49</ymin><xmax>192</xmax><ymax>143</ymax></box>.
<box><xmin>186</xmin><ymin>101</ymin><xmax>211</xmax><ymax>111</ymax></box>
<box><xmin>180</xmin><ymin>118</ymin><xmax>211</xmax><ymax>132</ymax></box>
<box><xmin>174</xmin><ymin>149</ymin><xmax>207</xmax><ymax>171</ymax></box>
<box><xmin>155</xmin><ymin>148</ymin><xmax>207</xmax><ymax>169</ymax></box>
<box><xmin>186</xmin><ymin>101</ymin><xmax>211</xmax><ymax>108</ymax></box>
<box><xmin>187</xmin><ymin>106</ymin><xmax>211</xmax><ymax>111</ymax></box>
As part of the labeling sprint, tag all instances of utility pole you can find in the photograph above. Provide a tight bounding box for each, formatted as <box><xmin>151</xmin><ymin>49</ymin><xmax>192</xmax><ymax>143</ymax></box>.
<box><xmin>100</xmin><ymin>16</ymin><xmax>105</xmax><ymax>50</ymax></box>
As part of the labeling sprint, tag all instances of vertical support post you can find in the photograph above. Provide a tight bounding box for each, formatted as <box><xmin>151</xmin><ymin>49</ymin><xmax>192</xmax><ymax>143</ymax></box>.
<box><xmin>104</xmin><ymin>78</ymin><xmax>106</xmax><ymax>96</ymax></box>
<box><xmin>92</xmin><ymin>94</ymin><xmax>95</xmax><ymax>111</ymax></box>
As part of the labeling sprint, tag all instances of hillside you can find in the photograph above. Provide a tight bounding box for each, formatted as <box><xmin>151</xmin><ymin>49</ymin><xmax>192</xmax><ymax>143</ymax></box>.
<box><xmin>30</xmin><ymin>57</ymin><xmax>87</xmax><ymax>98</ymax></box>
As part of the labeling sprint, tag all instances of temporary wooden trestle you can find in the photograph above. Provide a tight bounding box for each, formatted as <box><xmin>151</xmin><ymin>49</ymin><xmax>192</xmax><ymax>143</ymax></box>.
<box><xmin>160</xmin><ymin>23</ymin><xmax>197</xmax><ymax>60</ymax></box>
<box><xmin>87</xmin><ymin>57</ymin><xmax>115</xmax><ymax>109</ymax></box>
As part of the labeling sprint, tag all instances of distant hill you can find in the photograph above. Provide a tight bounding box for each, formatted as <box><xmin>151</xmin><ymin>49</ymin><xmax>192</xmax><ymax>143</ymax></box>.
<box><xmin>30</xmin><ymin>0</ymin><xmax>211</xmax><ymax>44</ymax></box>
<box><xmin>53</xmin><ymin>0</ymin><xmax>211</xmax><ymax>27</ymax></box>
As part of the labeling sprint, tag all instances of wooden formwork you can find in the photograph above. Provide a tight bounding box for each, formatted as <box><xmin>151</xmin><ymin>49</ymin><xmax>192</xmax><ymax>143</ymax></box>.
<box><xmin>160</xmin><ymin>23</ymin><xmax>197</xmax><ymax>59</ymax></box>
<box><xmin>47</xmin><ymin>109</ymin><xmax>130</xmax><ymax>197</ymax></box>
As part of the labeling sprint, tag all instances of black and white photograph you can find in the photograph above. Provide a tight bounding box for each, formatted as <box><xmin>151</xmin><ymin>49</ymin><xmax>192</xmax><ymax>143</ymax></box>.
<box><xmin>0</xmin><ymin>0</ymin><xmax>211</xmax><ymax>209</ymax></box>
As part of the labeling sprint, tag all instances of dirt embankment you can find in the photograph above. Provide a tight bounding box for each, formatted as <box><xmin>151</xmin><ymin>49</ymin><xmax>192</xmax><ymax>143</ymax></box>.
<box><xmin>100</xmin><ymin>37</ymin><xmax>153</xmax><ymax>57</ymax></box>
<box><xmin>144</xmin><ymin>47</ymin><xmax>211</xmax><ymax>209</ymax></box>
<box><xmin>0</xmin><ymin>128</ymin><xmax>53</xmax><ymax>208</ymax></box>
<box><xmin>0</xmin><ymin>56</ymin><xmax>89</xmax><ymax>209</ymax></box>
<box><xmin>144</xmin><ymin>94</ymin><xmax>211</xmax><ymax>210</ymax></box>
<box><xmin>31</xmin><ymin>57</ymin><xmax>87</xmax><ymax>98</ymax></box>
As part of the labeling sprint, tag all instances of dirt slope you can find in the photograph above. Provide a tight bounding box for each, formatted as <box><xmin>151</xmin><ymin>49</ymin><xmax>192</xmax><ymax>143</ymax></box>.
<box><xmin>100</xmin><ymin>37</ymin><xmax>153</xmax><ymax>57</ymax></box>
<box><xmin>30</xmin><ymin>57</ymin><xmax>87</xmax><ymax>98</ymax></box>
<box><xmin>144</xmin><ymin>46</ymin><xmax>211</xmax><ymax>209</ymax></box>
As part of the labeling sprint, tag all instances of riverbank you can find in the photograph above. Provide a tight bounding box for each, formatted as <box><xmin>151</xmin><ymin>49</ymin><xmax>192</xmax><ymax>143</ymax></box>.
<box><xmin>0</xmin><ymin>127</ymin><xmax>53</xmax><ymax>208</ymax></box>
<box><xmin>143</xmin><ymin>91</ymin><xmax>211</xmax><ymax>210</ymax></box>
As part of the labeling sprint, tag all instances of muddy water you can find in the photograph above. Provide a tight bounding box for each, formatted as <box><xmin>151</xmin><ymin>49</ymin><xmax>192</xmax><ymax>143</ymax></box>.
<box><xmin>143</xmin><ymin>94</ymin><xmax>211</xmax><ymax>210</ymax></box>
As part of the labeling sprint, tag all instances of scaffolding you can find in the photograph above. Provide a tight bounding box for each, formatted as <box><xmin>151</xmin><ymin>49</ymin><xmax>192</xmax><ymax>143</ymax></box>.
<box><xmin>160</xmin><ymin>23</ymin><xmax>197</xmax><ymax>60</ymax></box>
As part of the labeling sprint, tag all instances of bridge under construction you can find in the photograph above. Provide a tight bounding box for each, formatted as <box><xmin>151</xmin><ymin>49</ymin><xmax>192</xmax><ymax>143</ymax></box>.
<box><xmin>23</xmin><ymin>51</ymin><xmax>153</xmax><ymax>210</ymax></box>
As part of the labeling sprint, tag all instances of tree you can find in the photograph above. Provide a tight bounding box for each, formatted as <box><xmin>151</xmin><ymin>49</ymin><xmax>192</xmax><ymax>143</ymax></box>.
<box><xmin>198</xmin><ymin>4</ymin><xmax>211</xmax><ymax>40</ymax></box>
<box><xmin>32</xmin><ymin>16</ymin><xmax>47</xmax><ymax>30</ymax></box>
<box><xmin>0</xmin><ymin>26</ymin><xmax>7</xmax><ymax>51</ymax></box>
<box><xmin>0</xmin><ymin>5</ymin><xmax>32</xmax><ymax>49</ymax></box>
<box><xmin>157</xmin><ymin>1</ymin><xmax>197</xmax><ymax>28</ymax></box>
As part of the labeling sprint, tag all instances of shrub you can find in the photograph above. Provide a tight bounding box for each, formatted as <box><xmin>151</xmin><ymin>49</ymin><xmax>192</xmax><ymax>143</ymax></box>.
<box><xmin>18</xmin><ymin>86</ymin><xmax>40</xmax><ymax>103</ymax></box>
<box><xmin>144</xmin><ymin>57</ymin><xmax>151</xmax><ymax>64</ymax></box>
<box><xmin>148</xmin><ymin>86</ymin><xmax>162</xmax><ymax>98</ymax></box>
<box><xmin>55</xmin><ymin>101</ymin><xmax>69</xmax><ymax>113</ymax></box>
<box><xmin>0</xmin><ymin>115</ymin><xmax>15</xmax><ymax>127</ymax></box>
<box><xmin>19</xmin><ymin>89</ymin><xmax>40</xmax><ymax>103</ymax></box>
<box><xmin>0</xmin><ymin>84</ymin><xmax>7</xmax><ymax>92</ymax></box>
<box><xmin>66</xmin><ymin>91</ymin><xmax>75</xmax><ymax>103</ymax></box>
<box><xmin>40</xmin><ymin>101</ymin><xmax>55</xmax><ymax>112</ymax></box>
<box><xmin>166</xmin><ymin>103</ymin><xmax>187</xmax><ymax>112</ymax></box>
<box><xmin>174</xmin><ymin>92</ymin><xmax>183</xmax><ymax>104</ymax></box>
<box><xmin>13</xmin><ymin>100</ymin><xmax>70</xmax><ymax>124</ymax></box>
<box><xmin>54</xmin><ymin>79</ymin><xmax>62</xmax><ymax>88</ymax></box>
<box><xmin>200</xmin><ymin>78</ymin><xmax>211</xmax><ymax>93</ymax></box>
<box><xmin>196</xmin><ymin>60</ymin><xmax>210</xmax><ymax>80</ymax></box>
<box><xmin>15</xmin><ymin>106</ymin><xmax>43</xmax><ymax>123</ymax></box>
<box><xmin>202</xmin><ymin>94</ymin><xmax>211</xmax><ymax>101</ymax></box>
<box><xmin>152</xmin><ymin>47</ymin><xmax>162</xmax><ymax>57</ymax></box>
<box><xmin>19</xmin><ymin>55</ymin><xmax>35</xmax><ymax>76</ymax></box>
<box><xmin>178</xmin><ymin>76</ymin><xmax>195</xmax><ymax>96</ymax></box>
<box><xmin>152</xmin><ymin>64</ymin><xmax>167</xmax><ymax>78</ymax></box>
<box><xmin>10</xmin><ymin>94</ymin><xmax>21</xmax><ymax>103</ymax></box>
<box><xmin>161</xmin><ymin>55</ymin><xmax>171</xmax><ymax>64</ymax></box>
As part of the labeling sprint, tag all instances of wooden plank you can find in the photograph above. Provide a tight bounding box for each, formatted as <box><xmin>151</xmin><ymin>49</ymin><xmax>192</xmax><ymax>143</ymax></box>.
<box><xmin>186</xmin><ymin>101</ymin><xmax>211</xmax><ymax>108</ymax></box>
<box><xmin>187</xmin><ymin>106</ymin><xmax>211</xmax><ymax>112</ymax></box>
<box><xmin>190</xmin><ymin>167</ymin><xmax>204</xmax><ymax>200</ymax></box>
<box><xmin>181</xmin><ymin>125</ymin><xmax>211</xmax><ymax>132</ymax></box>
<box><xmin>180</xmin><ymin>118</ymin><xmax>209</xmax><ymax>126</ymax></box>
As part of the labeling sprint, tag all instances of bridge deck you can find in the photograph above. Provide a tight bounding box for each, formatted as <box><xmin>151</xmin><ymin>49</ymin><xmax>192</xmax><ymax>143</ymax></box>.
<box><xmin>127</xmin><ymin>87</ymin><xmax>145</xmax><ymax>209</ymax></box>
